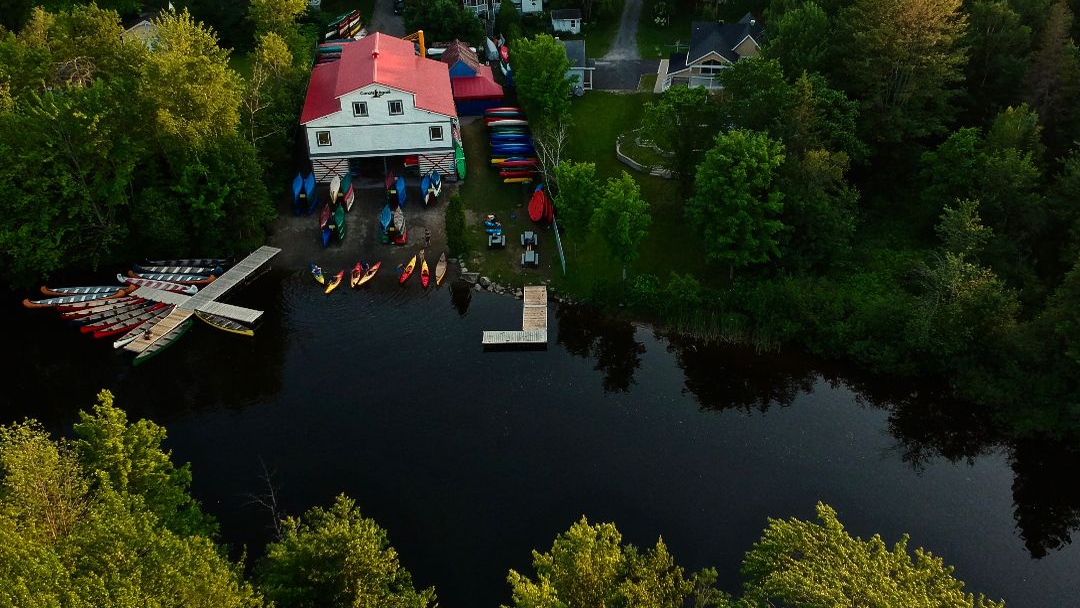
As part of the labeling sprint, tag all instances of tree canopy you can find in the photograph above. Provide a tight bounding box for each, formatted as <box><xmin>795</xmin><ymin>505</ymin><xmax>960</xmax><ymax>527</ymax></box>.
<box><xmin>403</xmin><ymin>0</ymin><xmax>486</xmax><ymax>46</ymax></box>
<box><xmin>590</xmin><ymin>172</ymin><xmax>652</xmax><ymax>278</ymax></box>
<box><xmin>510</xmin><ymin>34</ymin><xmax>573</xmax><ymax>130</ymax></box>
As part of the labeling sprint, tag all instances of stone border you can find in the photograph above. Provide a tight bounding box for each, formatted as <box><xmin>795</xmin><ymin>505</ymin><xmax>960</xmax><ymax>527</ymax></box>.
<box><xmin>615</xmin><ymin>129</ymin><xmax>673</xmax><ymax>178</ymax></box>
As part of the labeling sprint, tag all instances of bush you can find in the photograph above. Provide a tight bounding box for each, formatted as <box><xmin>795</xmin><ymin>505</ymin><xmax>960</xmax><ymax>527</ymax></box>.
<box><xmin>445</xmin><ymin>193</ymin><xmax>469</xmax><ymax>257</ymax></box>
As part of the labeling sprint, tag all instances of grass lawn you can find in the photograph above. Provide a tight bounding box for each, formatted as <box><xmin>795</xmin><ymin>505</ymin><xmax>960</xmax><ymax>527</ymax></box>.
<box><xmin>550</xmin><ymin>0</ymin><xmax>626</xmax><ymax>59</ymax></box>
<box><xmin>456</xmin><ymin>91</ymin><xmax>710</xmax><ymax>297</ymax></box>
<box><xmin>635</xmin><ymin>0</ymin><xmax>694</xmax><ymax>60</ymax></box>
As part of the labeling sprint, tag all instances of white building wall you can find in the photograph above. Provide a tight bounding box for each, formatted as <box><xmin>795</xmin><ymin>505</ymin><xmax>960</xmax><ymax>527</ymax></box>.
<box><xmin>516</xmin><ymin>0</ymin><xmax>542</xmax><ymax>14</ymax></box>
<box><xmin>305</xmin><ymin>83</ymin><xmax>456</xmax><ymax>163</ymax></box>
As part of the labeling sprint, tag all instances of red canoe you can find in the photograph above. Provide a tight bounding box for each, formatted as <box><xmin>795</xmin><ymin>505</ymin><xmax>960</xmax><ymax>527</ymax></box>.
<box><xmin>528</xmin><ymin>186</ymin><xmax>547</xmax><ymax>222</ymax></box>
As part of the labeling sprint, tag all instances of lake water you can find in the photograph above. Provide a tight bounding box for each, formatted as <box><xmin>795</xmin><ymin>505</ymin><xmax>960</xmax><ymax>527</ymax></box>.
<box><xmin>6</xmin><ymin>267</ymin><xmax>1080</xmax><ymax>608</ymax></box>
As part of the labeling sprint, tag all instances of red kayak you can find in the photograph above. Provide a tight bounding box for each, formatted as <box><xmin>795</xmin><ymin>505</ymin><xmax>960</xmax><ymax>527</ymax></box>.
<box><xmin>499</xmin><ymin>45</ymin><xmax>509</xmax><ymax>63</ymax></box>
<box><xmin>499</xmin><ymin>159</ymin><xmax>538</xmax><ymax>168</ymax></box>
<box><xmin>500</xmin><ymin>169</ymin><xmax>539</xmax><ymax>178</ymax></box>
<box><xmin>484</xmin><ymin>106</ymin><xmax>523</xmax><ymax>115</ymax></box>
<box><xmin>528</xmin><ymin>186</ymin><xmax>547</xmax><ymax>222</ymax></box>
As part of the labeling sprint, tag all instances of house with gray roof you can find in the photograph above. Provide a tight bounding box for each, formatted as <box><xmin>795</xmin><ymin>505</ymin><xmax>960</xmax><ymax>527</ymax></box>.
<box><xmin>558</xmin><ymin>38</ymin><xmax>594</xmax><ymax>95</ymax></box>
<box><xmin>659</xmin><ymin>13</ymin><xmax>763</xmax><ymax>91</ymax></box>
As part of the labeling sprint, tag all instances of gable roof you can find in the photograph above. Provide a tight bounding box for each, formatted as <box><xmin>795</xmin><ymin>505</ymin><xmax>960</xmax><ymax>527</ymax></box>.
<box><xmin>440</xmin><ymin>39</ymin><xmax>482</xmax><ymax>76</ymax></box>
<box><xmin>687</xmin><ymin>13</ymin><xmax>763</xmax><ymax>65</ymax></box>
<box><xmin>451</xmin><ymin>65</ymin><xmax>504</xmax><ymax>99</ymax></box>
<box><xmin>300</xmin><ymin>33</ymin><xmax>457</xmax><ymax>124</ymax></box>
<box><xmin>559</xmin><ymin>39</ymin><xmax>588</xmax><ymax>69</ymax></box>
<box><xmin>551</xmin><ymin>9</ymin><xmax>582</xmax><ymax>21</ymax></box>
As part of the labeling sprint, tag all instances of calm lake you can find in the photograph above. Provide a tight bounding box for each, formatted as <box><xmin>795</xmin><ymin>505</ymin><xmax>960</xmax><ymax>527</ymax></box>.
<box><xmin>5</xmin><ymin>267</ymin><xmax>1080</xmax><ymax>608</ymax></box>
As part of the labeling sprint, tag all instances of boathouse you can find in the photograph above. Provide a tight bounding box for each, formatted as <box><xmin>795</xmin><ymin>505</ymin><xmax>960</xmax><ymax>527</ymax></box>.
<box><xmin>300</xmin><ymin>33</ymin><xmax>460</xmax><ymax>182</ymax></box>
<box><xmin>441</xmin><ymin>40</ymin><xmax>504</xmax><ymax>115</ymax></box>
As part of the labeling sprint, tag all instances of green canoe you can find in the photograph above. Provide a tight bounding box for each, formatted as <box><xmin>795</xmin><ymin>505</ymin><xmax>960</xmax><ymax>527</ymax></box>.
<box><xmin>454</xmin><ymin>141</ymin><xmax>466</xmax><ymax>179</ymax></box>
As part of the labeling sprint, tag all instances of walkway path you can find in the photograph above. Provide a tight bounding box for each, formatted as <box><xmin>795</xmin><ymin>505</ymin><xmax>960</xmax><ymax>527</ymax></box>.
<box><xmin>367</xmin><ymin>0</ymin><xmax>404</xmax><ymax>37</ymax></box>
<box><xmin>593</xmin><ymin>0</ymin><xmax>658</xmax><ymax>91</ymax></box>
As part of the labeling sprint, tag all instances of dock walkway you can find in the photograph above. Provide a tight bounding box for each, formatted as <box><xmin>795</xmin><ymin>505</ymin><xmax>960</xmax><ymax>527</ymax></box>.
<box><xmin>124</xmin><ymin>246</ymin><xmax>281</xmax><ymax>354</ymax></box>
<box><xmin>482</xmin><ymin>286</ymin><xmax>548</xmax><ymax>347</ymax></box>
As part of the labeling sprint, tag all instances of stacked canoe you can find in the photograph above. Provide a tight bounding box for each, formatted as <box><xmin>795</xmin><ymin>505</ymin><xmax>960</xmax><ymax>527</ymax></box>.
<box><xmin>22</xmin><ymin>257</ymin><xmax>255</xmax><ymax>357</ymax></box>
<box><xmin>486</xmin><ymin>107</ymin><xmax>538</xmax><ymax>184</ymax></box>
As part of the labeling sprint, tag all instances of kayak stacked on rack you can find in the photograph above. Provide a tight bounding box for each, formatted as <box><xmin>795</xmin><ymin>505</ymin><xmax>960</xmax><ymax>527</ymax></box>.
<box><xmin>485</xmin><ymin>107</ymin><xmax>538</xmax><ymax>184</ymax></box>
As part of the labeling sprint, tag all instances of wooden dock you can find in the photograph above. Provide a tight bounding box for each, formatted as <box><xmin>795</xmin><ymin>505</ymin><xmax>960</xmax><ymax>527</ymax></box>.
<box><xmin>124</xmin><ymin>246</ymin><xmax>281</xmax><ymax>354</ymax></box>
<box><xmin>482</xmin><ymin>286</ymin><xmax>548</xmax><ymax>347</ymax></box>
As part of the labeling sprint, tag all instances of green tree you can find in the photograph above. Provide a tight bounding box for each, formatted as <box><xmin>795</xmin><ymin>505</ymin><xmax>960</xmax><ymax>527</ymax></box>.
<box><xmin>72</xmin><ymin>390</ymin><xmax>216</xmax><ymax>537</ymax></box>
<box><xmin>552</xmin><ymin>161</ymin><xmax>602</xmax><ymax>233</ymax></box>
<box><xmin>718</xmin><ymin>56</ymin><xmax>791</xmax><ymax>134</ymax></box>
<box><xmin>778</xmin><ymin>148</ymin><xmax>860</xmax><ymax>269</ymax></box>
<box><xmin>403</xmin><ymin>0</ymin><xmax>486</xmax><ymax>46</ymax></box>
<box><xmin>640</xmin><ymin>85</ymin><xmax>723</xmax><ymax>186</ymax></box>
<box><xmin>589</xmin><ymin>172</ymin><xmax>652</xmax><ymax>279</ymax></box>
<box><xmin>445</xmin><ymin>192</ymin><xmax>469</xmax><ymax>257</ymax></box>
<box><xmin>762</xmin><ymin>2</ymin><xmax>832</xmax><ymax>77</ymax></box>
<box><xmin>495</xmin><ymin>0</ymin><xmax>521</xmax><ymax>39</ymax></box>
<box><xmin>689</xmin><ymin>130</ymin><xmax>786</xmax><ymax>277</ymax></box>
<box><xmin>259</xmin><ymin>494</ymin><xmax>436</xmax><ymax>608</ymax></box>
<box><xmin>1024</xmin><ymin>1</ymin><xmax>1080</xmax><ymax>152</ymax></box>
<box><xmin>0</xmin><ymin>405</ymin><xmax>263</xmax><ymax>608</ymax></box>
<box><xmin>510</xmin><ymin>34</ymin><xmax>572</xmax><ymax>129</ymax></box>
<box><xmin>504</xmin><ymin>516</ymin><xmax>729</xmax><ymax>608</ymax></box>
<box><xmin>742</xmin><ymin>503</ymin><xmax>1006</xmax><ymax>608</ymax></box>
<box><xmin>964</xmin><ymin>1</ymin><xmax>1031</xmax><ymax>116</ymax></box>
<box><xmin>248</xmin><ymin>0</ymin><xmax>308</xmax><ymax>37</ymax></box>
<box><xmin>837</xmin><ymin>0</ymin><xmax>969</xmax><ymax>144</ymax></box>
<box><xmin>140</xmin><ymin>9</ymin><xmax>242</xmax><ymax>148</ymax></box>
<box><xmin>936</xmin><ymin>198</ymin><xmax>993</xmax><ymax>257</ymax></box>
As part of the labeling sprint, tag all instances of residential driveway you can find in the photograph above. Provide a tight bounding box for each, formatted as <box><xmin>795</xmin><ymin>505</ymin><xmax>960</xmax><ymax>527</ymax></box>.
<box><xmin>367</xmin><ymin>0</ymin><xmax>404</xmax><ymax>37</ymax></box>
<box><xmin>593</xmin><ymin>0</ymin><xmax>658</xmax><ymax>90</ymax></box>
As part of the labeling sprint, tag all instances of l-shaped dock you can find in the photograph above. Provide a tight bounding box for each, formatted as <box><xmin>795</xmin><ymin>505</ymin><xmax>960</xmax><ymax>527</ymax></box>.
<box><xmin>482</xmin><ymin>285</ymin><xmax>548</xmax><ymax>347</ymax></box>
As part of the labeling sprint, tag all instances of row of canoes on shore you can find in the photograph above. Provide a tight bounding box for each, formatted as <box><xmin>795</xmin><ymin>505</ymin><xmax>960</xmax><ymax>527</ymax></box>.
<box><xmin>311</xmin><ymin>250</ymin><xmax>447</xmax><ymax>293</ymax></box>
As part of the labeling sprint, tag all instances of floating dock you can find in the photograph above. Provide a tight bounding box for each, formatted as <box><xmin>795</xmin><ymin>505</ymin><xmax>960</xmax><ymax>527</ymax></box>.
<box><xmin>482</xmin><ymin>285</ymin><xmax>548</xmax><ymax>347</ymax></box>
<box><xmin>125</xmin><ymin>246</ymin><xmax>281</xmax><ymax>354</ymax></box>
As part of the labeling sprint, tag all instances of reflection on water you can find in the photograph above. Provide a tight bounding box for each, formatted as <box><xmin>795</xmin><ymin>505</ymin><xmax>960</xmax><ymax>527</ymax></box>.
<box><xmin>449</xmin><ymin>280</ymin><xmax>472</xmax><ymax>316</ymax></box>
<box><xmin>555</xmin><ymin>304</ymin><xmax>644</xmax><ymax>392</ymax></box>
<box><xmin>1011</xmin><ymin>439</ymin><xmax>1080</xmax><ymax>558</ymax></box>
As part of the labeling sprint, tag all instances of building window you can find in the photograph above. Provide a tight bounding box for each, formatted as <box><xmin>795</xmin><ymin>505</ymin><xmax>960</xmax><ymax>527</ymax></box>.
<box><xmin>316</xmin><ymin>131</ymin><xmax>332</xmax><ymax>146</ymax></box>
<box><xmin>352</xmin><ymin>101</ymin><xmax>367</xmax><ymax>116</ymax></box>
<box><xmin>429</xmin><ymin>126</ymin><xmax>444</xmax><ymax>141</ymax></box>
<box><xmin>572</xmin><ymin>19</ymin><xmax>578</xmax><ymax>28</ymax></box>
<box><xmin>388</xmin><ymin>100</ymin><xmax>403</xmax><ymax>115</ymax></box>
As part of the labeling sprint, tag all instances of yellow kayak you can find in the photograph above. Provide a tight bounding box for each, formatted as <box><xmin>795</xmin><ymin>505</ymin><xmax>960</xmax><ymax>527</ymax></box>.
<box><xmin>325</xmin><ymin>270</ymin><xmax>344</xmax><ymax>294</ymax></box>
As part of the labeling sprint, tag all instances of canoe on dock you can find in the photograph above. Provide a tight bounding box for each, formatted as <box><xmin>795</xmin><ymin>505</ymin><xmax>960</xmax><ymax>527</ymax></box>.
<box><xmin>144</xmin><ymin>258</ymin><xmax>232</xmax><ymax>268</ymax></box>
<box><xmin>23</xmin><ymin>290</ymin><xmax>127</xmax><ymax>308</ymax></box>
<box><xmin>112</xmin><ymin>307</ymin><xmax>172</xmax><ymax>348</ymax></box>
<box><xmin>57</xmin><ymin>295</ymin><xmax>140</xmax><ymax>314</ymax></box>
<box><xmin>195</xmin><ymin>310</ymin><xmax>254</xmax><ymax>337</ymax></box>
<box><xmin>118</xmin><ymin>274</ymin><xmax>198</xmax><ymax>295</ymax></box>
<box><xmin>40</xmin><ymin>285</ymin><xmax>119</xmax><ymax>296</ymax></box>
<box><xmin>133</xmin><ymin>264</ymin><xmax>221</xmax><ymax>276</ymax></box>
<box><xmin>96</xmin><ymin>305</ymin><xmax>172</xmax><ymax>339</ymax></box>
<box><xmin>128</xmin><ymin>271</ymin><xmax>216</xmax><ymax>285</ymax></box>
<box><xmin>133</xmin><ymin>318</ymin><xmax>193</xmax><ymax>366</ymax></box>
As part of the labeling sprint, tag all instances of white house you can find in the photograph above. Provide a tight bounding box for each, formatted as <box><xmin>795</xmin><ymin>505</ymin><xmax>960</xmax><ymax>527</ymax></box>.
<box><xmin>551</xmin><ymin>9</ymin><xmax>582</xmax><ymax>35</ymax></box>
<box><xmin>660</xmin><ymin>13</ymin><xmax>763</xmax><ymax>91</ymax></box>
<box><xmin>122</xmin><ymin>12</ymin><xmax>160</xmax><ymax>49</ymax></box>
<box><xmin>300</xmin><ymin>33</ymin><xmax>460</xmax><ymax>182</ymax></box>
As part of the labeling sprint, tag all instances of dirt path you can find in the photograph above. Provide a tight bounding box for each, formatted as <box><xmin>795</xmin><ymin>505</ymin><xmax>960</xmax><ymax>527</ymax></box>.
<box><xmin>366</xmin><ymin>0</ymin><xmax>404</xmax><ymax>37</ymax></box>
<box><xmin>602</xmin><ymin>0</ymin><xmax>643</xmax><ymax>61</ymax></box>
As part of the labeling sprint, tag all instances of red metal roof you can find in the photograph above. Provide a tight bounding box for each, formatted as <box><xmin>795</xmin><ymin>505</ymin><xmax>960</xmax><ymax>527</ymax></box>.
<box><xmin>450</xmin><ymin>65</ymin><xmax>504</xmax><ymax>100</ymax></box>
<box><xmin>300</xmin><ymin>33</ymin><xmax>457</xmax><ymax>124</ymax></box>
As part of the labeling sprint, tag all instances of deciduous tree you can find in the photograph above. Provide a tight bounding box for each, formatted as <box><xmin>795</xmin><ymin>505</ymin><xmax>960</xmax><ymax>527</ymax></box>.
<box><xmin>259</xmin><ymin>494</ymin><xmax>436</xmax><ymax>608</ymax></box>
<box><xmin>248</xmin><ymin>0</ymin><xmax>308</xmax><ymax>37</ymax></box>
<box><xmin>640</xmin><ymin>85</ymin><xmax>722</xmax><ymax>186</ymax></box>
<box><xmin>510</xmin><ymin>34</ymin><xmax>572</xmax><ymax>130</ymax></box>
<box><xmin>742</xmin><ymin>503</ymin><xmax>1007</xmax><ymax>608</ymax></box>
<box><xmin>964</xmin><ymin>1</ymin><xmax>1031</xmax><ymax>116</ymax></box>
<box><xmin>1024</xmin><ymin>1</ymin><xmax>1080</xmax><ymax>152</ymax></box>
<box><xmin>836</xmin><ymin>0</ymin><xmax>969</xmax><ymax>144</ymax></box>
<box><xmin>688</xmin><ymin>130</ymin><xmax>786</xmax><ymax>277</ymax></box>
<box><xmin>552</xmin><ymin>160</ymin><xmax>602</xmax><ymax>233</ymax></box>
<box><xmin>403</xmin><ymin>0</ymin><xmax>486</xmax><ymax>46</ymax></box>
<box><xmin>762</xmin><ymin>1</ymin><xmax>832</xmax><ymax>77</ymax></box>
<box><xmin>590</xmin><ymin>172</ymin><xmax>652</xmax><ymax>279</ymax></box>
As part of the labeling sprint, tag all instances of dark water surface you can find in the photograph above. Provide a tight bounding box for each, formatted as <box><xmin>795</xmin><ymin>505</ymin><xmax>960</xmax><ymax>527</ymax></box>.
<box><xmin>5</xmin><ymin>268</ymin><xmax>1080</xmax><ymax>608</ymax></box>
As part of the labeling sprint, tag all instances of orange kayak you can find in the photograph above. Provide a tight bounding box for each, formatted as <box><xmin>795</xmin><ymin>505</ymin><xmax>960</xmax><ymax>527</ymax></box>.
<box><xmin>399</xmin><ymin>254</ymin><xmax>417</xmax><ymax>284</ymax></box>
<box><xmin>325</xmin><ymin>270</ymin><xmax>344</xmax><ymax>294</ymax></box>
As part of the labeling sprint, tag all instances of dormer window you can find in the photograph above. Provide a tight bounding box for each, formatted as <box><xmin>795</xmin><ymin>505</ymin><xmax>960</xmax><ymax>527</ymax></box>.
<box><xmin>388</xmin><ymin>100</ymin><xmax>403</xmax><ymax>115</ymax></box>
<box><xmin>352</xmin><ymin>101</ymin><xmax>368</xmax><ymax>116</ymax></box>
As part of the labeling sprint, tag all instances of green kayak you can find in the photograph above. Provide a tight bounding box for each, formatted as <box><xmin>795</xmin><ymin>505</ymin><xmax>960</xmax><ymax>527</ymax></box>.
<box><xmin>455</xmin><ymin>141</ymin><xmax>466</xmax><ymax>179</ymax></box>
